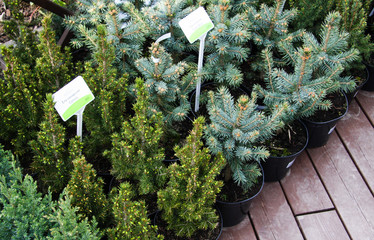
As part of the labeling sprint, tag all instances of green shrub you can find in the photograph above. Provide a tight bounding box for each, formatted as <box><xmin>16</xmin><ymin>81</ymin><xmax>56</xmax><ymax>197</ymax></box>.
<box><xmin>29</xmin><ymin>94</ymin><xmax>82</xmax><ymax>194</ymax></box>
<box><xmin>157</xmin><ymin>117</ymin><xmax>225</xmax><ymax>237</ymax></box>
<box><xmin>105</xmin><ymin>78</ymin><xmax>166</xmax><ymax>195</ymax></box>
<box><xmin>107</xmin><ymin>182</ymin><xmax>164</xmax><ymax>240</ymax></box>
<box><xmin>0</xmin><ymin>156</ymin><xmax>55</xmax><ymax>239</ymax></box>
<box><xmin>66</xmin><ymin>156</ymin><xmax>109</xmax><ymax>227</ymax></box>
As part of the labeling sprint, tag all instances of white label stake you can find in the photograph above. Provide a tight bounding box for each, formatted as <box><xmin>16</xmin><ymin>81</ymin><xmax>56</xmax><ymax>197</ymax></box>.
<box><xmin>179</xmin><ymin>7</ymin><xmax>214</xmax><ymax>112</ymax></box>
<box><xmin>53</xmin><ymin>76</ymin><xmax>94</xmax><ymax>140</ymax></box>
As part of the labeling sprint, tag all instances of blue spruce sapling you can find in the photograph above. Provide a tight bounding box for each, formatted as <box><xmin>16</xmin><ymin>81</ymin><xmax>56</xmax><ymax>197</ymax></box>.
<box><xmin>134</xmin><ymin>42</ymin><xmax>195</xmax><ymax>125</ymax></box>
<box><xmin>255</xmin><ymin>12</ymin><xmax>359</xmax><ymax>120</ymax></box>
<box><xmin>204</xmin><ymin>87</ymin><xmax>287</xmax><ymax>191</ymax></box>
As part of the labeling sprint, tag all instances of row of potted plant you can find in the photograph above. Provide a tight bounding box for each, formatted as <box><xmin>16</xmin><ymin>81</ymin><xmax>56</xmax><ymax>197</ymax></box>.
<box><xmin>0</xmin><ymin>0</ymin><xmax>373</xmax><ymax>238</ymax></box>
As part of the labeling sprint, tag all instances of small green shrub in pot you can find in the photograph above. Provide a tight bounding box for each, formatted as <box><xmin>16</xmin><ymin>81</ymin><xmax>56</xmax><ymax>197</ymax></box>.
<box><xmin>107</xmin><ymin>182</ymin><xmax>164</xmax><ymax>240</ymax></box>
<box><xmin>157</xmin><ymin>116</ymin><xmax>225</xmax><ymax>238</ymax></box>
<box><xmin>66</xmin><ymin>155</ymin><xmax>110</xmax><ymax>227</ymax></box>
<box><xmin>105</xmin><ymin>78</ymin><xmax>167</xmax><ymax>196</ymax></box>
<box><xmin>29</xmin><ymin>94</ymin><xmax>82</xmax><ymax>194</ymax></box>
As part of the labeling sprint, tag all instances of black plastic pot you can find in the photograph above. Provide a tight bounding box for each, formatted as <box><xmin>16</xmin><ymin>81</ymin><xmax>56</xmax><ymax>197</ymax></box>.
<box><xmin>302</xmin><ymin>93</ymin><xmax>348</xmax><ymax>148</ymax></box>
<box><xmin>216</xmin><ymin>163</ymin><xmax>264</xmax><ymax>228</ymax></box>
<box><xmin>262</xmin><ymin>121</ymin><xmax>309</xmax><ymax>182</ymax></box>
<box><xmin>345</xmin><ymin>67</ymin><xmax>369</xmax><ymax>103</ymax></box>
<box><xmin>362</xmin><ymin>63</ymin><xmax>374</xmax><ymax>91</ymax></box>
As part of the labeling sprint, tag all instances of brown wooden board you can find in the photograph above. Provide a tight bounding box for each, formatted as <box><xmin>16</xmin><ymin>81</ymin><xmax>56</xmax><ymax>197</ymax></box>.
<box><xmin>336</xmin><ymin>99</ymin><xmax>374</xmax><ymax>194</ymax></box>
<box><xmin>250</xmin><ymin>182</ymin><xmax>304</xmax><ymax>240</ymax></box>
<box><xmin>297</xmin><ymin>210</ymin><xmax>350</xmax><ymax>240</ymax></box>
<box><xmin>220</xmin><ymin>216</ymin><xmax>257</xmax><ymax>240</ymax></box>
<box><xmin>308</xmin><ymin>132</ymin><xmax>374</xmax><ymax>240</ymax></box>
<box><xmin>281</xmin><ymin>151</ymin><xmax>333</xmax><ymax>215</ymax></box>
<box><xmin>356</xmin><ymin>90</ymin><xmax>374</xmax><ymax>124</ymax></box>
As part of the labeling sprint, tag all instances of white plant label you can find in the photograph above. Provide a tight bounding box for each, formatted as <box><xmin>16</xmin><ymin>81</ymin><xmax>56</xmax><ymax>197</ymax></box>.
<box><xmin>286</xmin><ymin>158</ymin><xmax>296</xmax><ymax>168</ymax></box>
<box><xmin>328</xmin><ymin>125</ymin><xmax>336</xmax><ymax>135</ymax></box>
<box><xmin>53</xmin><ymin>76</ymin><xmax>94</xmax><ymax>121</ymax></box>
<box><xmin>178</xmin><ymin>7</ymin><xmax>214</xmax><ymax>44</ymax></box>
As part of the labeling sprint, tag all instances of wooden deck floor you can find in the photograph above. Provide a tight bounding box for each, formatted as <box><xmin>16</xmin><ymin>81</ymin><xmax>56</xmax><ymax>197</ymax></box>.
<box><xmin>220</xmin><ymin>89</ymin><xmax>374</xmax><ymax>240</ymax></box>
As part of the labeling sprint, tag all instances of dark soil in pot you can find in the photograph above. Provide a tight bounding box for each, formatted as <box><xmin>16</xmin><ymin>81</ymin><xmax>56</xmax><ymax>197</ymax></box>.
<box><xmin>303</xmin><ymin>91</ymin><xmax>348</xmax><ymax>148</ymax></box>
<box><xmin>307</xmin><ymin>91</ymin><xmax>347</xmax><ymax>123</ymax></box>
<box><xmin>217</xmin><ymin>174</ymin><xmax>263</xmax><ymax>203</ymax></box>
<box><xmin>262</xmin><ymin>120</ymin><xmax>309</xmax><ymax>182</ymax></box>
<box><xmin>266</xmin><ymin>120</ymin><xmax>308</xmax><ymax>157</ymax></box>
<box><xmin>154</xmin><ymin>210</ymin><xmax>222</xmax><ymax>240</ymax></box>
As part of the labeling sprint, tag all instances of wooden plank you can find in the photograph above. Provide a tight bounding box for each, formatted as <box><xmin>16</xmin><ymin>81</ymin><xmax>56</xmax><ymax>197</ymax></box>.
<box><xmin>336</xmin><ymin>99</ymin><xmax>374</xmax><ymax>194</ymax></box>
<box><xmin>220</xmin><ymin>216</ymin><xmax>257</xmax><ymax>240</ymax></box>
<box><xmin>308</xmin><ymin>131</ymin><xmax>374</xmax><ymax>240</ymax></box>
<box><xmin>297</xmin><ymin>210</ymin><xmax>350</xmax><ymax>240</ymax></box>
<box><xmin>281</xmin><ymin>151</ymin><xmax>333</xmax><ymax>215</ymax></box>
<box><xmin>250</xmin><ymin>182</ymin><xmax>304</xmax><ymax>240</ymax></box>
<box><xmin>356</xmin><ymin>90</ymin><xmax>374</xmax><ymax>124</ymax></box>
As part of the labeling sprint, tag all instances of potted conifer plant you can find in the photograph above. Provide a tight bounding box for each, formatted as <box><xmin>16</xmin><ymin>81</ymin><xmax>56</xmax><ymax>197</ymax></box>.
<box><xmin>256</xmin><ymin>12</ymin><xmax>358</xmax><ymax>149</ymax></box>
<box><xmin>105</xmin><ymin>77</ymin><xmax>167</xmax><ymax>218</ymax></box>
<box><xmin>204</xmin><ymin>87</ymin><xmax>287</xmax><ymax>227</ymax></box>
<box><xmin>156</xmin><ymin>116</ymin><xmax>225</xmax><ymax>239</ymax></box>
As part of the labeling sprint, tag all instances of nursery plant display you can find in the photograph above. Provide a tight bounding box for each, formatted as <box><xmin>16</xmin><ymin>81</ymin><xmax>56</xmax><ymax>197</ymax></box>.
<box><xmin>1</xmin><ymin>0</ymin><xmax>373</xmax><ymax>238</ymax></box>
<box><xmin>157</xmin><ymin>116</ymin><xmax>225</xmax><ymax>239</ymax></box>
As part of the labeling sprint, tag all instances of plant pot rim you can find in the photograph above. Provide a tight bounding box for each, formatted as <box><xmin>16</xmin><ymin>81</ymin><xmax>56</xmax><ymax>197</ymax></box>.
<box><xmin>269</xmin><ymin>120</ymin><xmax>309</xmax><ymax>159</ymax></box>
<box><xmin>302</xmin><ymin>92</ymin><xmax>349</xmax><ymax>125</ymax></box>
<box><xmin>216</xmin><ymin>161</ymin><xmax>264</xmax><ymax>205</ymax></box>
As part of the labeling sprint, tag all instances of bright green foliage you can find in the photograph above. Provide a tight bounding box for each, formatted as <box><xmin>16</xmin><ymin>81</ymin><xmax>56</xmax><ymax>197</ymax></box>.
<box><xmin>256</xmin><ymin>12</ymin><xmax>358</xmax><ymax>119</ymax></box>
<box><xmin>106</xmin><ymin>78</ymin><xmax>166</xmax><ymax>195</ymax></box>
<box><xmin>66</xmin><ymin>156</ymin><xmax>109</xmax><ymax>226</ymax></box>
<box><xmin>81</xmin><ymin>25</ymin><xmax>128</xmax><ymax>162</ymax></box>
<box><xmin>29</xmin><ymin>94</ymin><xmax>82</xmax><ymax>194</ymax></box>
<box><xmin>46</xmin><ymin>190</ymin><xmax>103</xmax><ymax>240</ymax></box>
<box><xmin>158</xmin><ymin>117</ymin><xmax>225</xmax><ymax>237</ymax></box>
<box><xmin>289</xmin><ymin>0</ymin><xmax>336</xmax><ymax>34</ymax></box>
<box><xmin>2</xmin><ymin>0</ymin><xmax>40</xmax><ymax>65</ymax></box>
<box><xmin>246</xmin><ymin>0</ymin><xmax>303</xmax><ymax>49</ymax></box>
<box><xmin>0</xmin><ymin>15</ymin><xmax>79</xmax><ymax>158</ymax></box>
<box><xmin>64</xmin><ymin>0</ymin><xmax>149</xmax><ymax>75</ymax></box>
<box><xmin>134</xmin><ymin>43</ymin><xmax>195</xmax><ymax>124</ymax></box>
<box><xmin>204</xmin><ymin>87</ymin><xmax>286</xmax><ymax>191</ymax></box>
<box><xmin>0</xmin><ymin>160</ymin><xmax>55</xmax><ymax>239</ymax></box>
<box><xmin>204</xmin><ymin>0</ymin><xmax>251</xmax><ymax>87</ymax></box>
<box><xmin>335</xmin><ymin>0</ymin><xmax>374</xmax><ymax>65</ymax></box>
<box><xmin>107</xmin><ymin>182</ymin><xmax>164</xmax><ymax>240</ymax></box>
